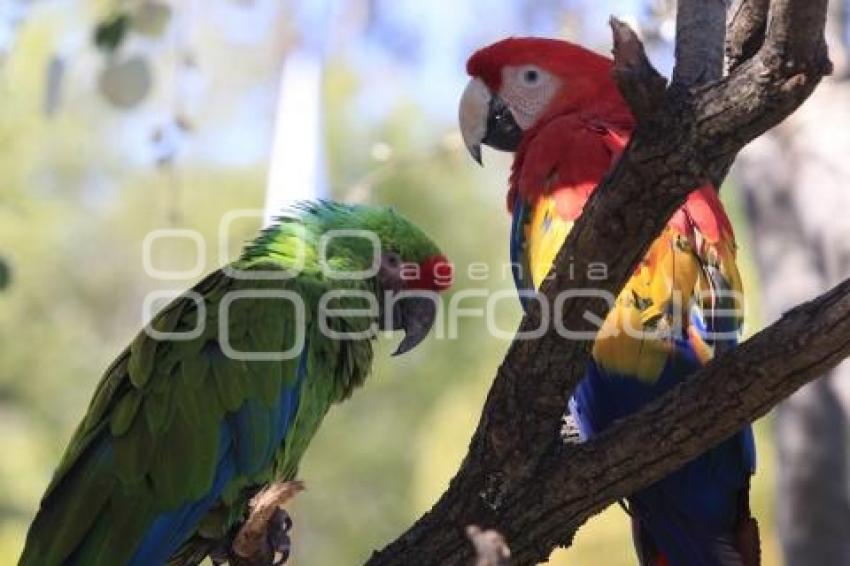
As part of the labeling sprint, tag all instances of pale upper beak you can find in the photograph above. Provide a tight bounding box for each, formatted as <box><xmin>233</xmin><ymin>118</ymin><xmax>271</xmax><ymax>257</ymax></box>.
<box><xmin>458</xmin><ymin>78</ymin><xmax>524</xmax><ymax>166</ymax></box>
<box><xmin>459</xmin><ymin>78</ymin><xmax>491</xmax><ymax>165</ymax></box>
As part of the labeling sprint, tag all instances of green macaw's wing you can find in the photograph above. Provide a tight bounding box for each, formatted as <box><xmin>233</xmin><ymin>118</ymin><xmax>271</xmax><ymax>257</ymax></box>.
<box><xmin>19</xmin><ymin>266</ymin><xmax>360</xmax><ymax>566</ymax></box>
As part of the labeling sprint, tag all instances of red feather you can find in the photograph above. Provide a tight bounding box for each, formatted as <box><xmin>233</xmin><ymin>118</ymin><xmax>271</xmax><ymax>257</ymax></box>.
<box><xmin>467</xmin><ymin>37</ymin><xmax>613</xmax><ymax>91</ymax></box>
<box><xmin>405</xmin><ymin>255</ymin><xmax>453</xmax><ymax>291</ymax></box>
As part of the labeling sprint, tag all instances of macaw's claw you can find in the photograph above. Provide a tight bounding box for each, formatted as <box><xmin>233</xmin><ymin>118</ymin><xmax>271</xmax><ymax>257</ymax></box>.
<box><xmin>222</xmin><ymin>480</ymin><xmax>304</xmax><ymax>566</ymax></box>
<box><xmin>267</xmin><ymin>508</ymin><xmax>293</xmax><ymax>565</ymax></box>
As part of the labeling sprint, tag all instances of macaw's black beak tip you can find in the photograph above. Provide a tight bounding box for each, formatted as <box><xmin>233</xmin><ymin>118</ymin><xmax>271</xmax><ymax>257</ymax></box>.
<box><xmin>389</xmin><ymin>296</ymin><xmax>438</xmax><ymax>357</ymax></box>
<box><xmin>469</xmin><ymin>144</ymin><xmax>483</xmax><ymax>166</ymax></box>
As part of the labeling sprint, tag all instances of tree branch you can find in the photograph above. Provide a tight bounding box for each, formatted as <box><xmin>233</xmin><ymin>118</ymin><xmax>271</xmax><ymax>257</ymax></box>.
<box><xmin>709</xmin><ymin>0</ymin><xmax>770</xmax><ymax>186</ymax></box>
<box><xmin>712</xmin><ymin>0</ymin><xmax>830</xmax><ymax>185</ymax></box>
<box><xmin>610</xmin><ymin>17</ymin><xmax>668</xmax><ymax>122</ymax></box>
<box><xmin>364</xmin><ymin>2</ymin><xmax>834</xmax><ymax>564</ymax></box>
<box><xmin>673</xmin><ymin>0</ymin><xmax>728</xmax><ymax>86</ymax></box>
<box><xmin>727</xmin><ymin>0</ymin><xmax>770</xmax><ymax>71</ymax></box>
<box><xmin>493</xmin><ymin>278</ymin><xmax>850</xmax><ymax>562</ymax></box>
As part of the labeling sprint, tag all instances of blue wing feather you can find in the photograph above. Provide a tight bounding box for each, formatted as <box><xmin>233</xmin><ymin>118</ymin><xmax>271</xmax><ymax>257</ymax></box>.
<box><xmin>128</xmin><ymin>346</ymin><xmax>309</xmax><ymax>565</ymax></box>
<box><xmin>569</xmin><ymin>332</ymin><xmax>754</xmax><ymax>566</ymax></box>
<box><xmin>128</xmin><ymin>428</ymin><xmax>236</xmax><ymax>566</ymax></box>
<box><xmin>510</xmin><ymin>194</ymin><xmax>534</xmax><ymax>310</ymax></box>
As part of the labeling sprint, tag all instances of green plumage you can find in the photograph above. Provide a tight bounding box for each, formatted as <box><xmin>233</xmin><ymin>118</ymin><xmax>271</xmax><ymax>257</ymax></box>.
<box><xmin>20</xmin><ymin>202</ymin><xmax>445</xmax><ymax>566</ymax></box>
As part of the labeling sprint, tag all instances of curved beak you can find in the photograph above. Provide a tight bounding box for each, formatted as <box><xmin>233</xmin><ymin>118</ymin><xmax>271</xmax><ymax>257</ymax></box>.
<box><xmin>381</xmin><ymin>295</ymin><xmax>438</xmax><ymax>357</ymax></box>
<box><xmin>458</xmin><ymin>78</ymin><xmax>523</xmax><ymax>166</ymax></box>
<box><xmin>459</xmin><ymin>78</ymin><xmax>491</xmax><ymax>165</ymax></box>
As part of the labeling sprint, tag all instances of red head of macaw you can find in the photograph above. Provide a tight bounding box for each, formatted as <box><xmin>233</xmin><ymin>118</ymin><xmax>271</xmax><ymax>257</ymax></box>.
<box><xmin>459</xmin><ymin>37</ymin><xmax>760</xmax><ymax>566</ymax></box>
<box><xmin>459</xmin><ymin>38</ymin><xmax>633</xmax><ymax>208</ymax></box>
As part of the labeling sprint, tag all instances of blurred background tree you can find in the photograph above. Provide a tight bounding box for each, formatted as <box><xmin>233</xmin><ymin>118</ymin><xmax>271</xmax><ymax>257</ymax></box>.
<box><xmin>735</xmin><ymin>3</ymin><xmax>850</xmax><ymax>564</ymax></box>
<box><xmin>4</xmin><ymin>0</ymin><xmax>841</xmax><ymax>564</ymax></box>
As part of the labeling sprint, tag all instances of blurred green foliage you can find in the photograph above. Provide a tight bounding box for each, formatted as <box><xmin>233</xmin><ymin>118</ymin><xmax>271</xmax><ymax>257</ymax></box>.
<box><xmin>0</xmin><ymin>257</ymin><xmax>10</xmax><ymax>291</ymax></box>
<box><xmin>93</xmin><ymin>12</ymin><xmax>130</xmax><ymax>53</ymax></box>
<box><xmin>0</xmin><ymin>7</ymin><xmax>781</xmax><ymax>566</ymax></box>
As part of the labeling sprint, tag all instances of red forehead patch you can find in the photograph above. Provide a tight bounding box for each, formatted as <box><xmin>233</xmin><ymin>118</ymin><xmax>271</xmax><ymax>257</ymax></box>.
<box><xmin>466</xmin><ymin>37</ymin><xmax>614</xmax><ymax>91</ymax></box>
<box><xmin>405</xmin><ymin>255</ymin><xmax>453</xmax><ymax>291</ymax></box>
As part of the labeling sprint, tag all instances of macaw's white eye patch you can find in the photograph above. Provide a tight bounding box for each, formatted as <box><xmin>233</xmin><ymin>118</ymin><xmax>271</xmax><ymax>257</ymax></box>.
<box><xmin>500</xmin><ymin>65</ymin><xmax>562</xmax><ymax>130</ymax></box>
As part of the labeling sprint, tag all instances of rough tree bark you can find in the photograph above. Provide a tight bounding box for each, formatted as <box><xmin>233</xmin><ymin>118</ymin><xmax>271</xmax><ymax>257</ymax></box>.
<box><xmin>359</xmin><ymin>0</ymin><xmax>834</xmax><ymax>564</ymax></box>
<box><xmin>727</xmin><ymin>0</ymin><xmax>770</xmax><ymax>71</ymax></box>
<box><xmin>672</xmin><ymin>0</ymin><xmax>727</xmax><ymax>86</ymax></box>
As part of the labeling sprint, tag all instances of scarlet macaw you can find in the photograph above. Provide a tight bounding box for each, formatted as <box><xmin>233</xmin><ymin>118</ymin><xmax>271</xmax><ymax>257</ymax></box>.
<box><xmin>459</xmin><ymin>38</ymin><xmax>759</xmax><ymax>566</ymax></box>
<box><xmin>20</xmin><ymin>202</ymin><xmax>451</xmax><ymax>566</ymax></box>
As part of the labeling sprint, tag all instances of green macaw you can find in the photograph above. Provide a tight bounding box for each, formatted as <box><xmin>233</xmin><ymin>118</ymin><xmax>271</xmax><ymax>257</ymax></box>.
<box><xmin>20</xmin><ymin>201</ymin><xmax>452</xmax><ymax>566</ymax></box>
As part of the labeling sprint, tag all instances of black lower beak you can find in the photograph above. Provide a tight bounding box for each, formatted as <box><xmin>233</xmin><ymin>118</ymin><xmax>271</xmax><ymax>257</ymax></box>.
<box><xmin>482</xmin><ymin>95</ymin><xmax>523</xmax><ymax>152</ymax></box>
<box><xmin>381</xmin><ymin>295</ymin><xmax>438</xmax><ymax>356</ymax></box>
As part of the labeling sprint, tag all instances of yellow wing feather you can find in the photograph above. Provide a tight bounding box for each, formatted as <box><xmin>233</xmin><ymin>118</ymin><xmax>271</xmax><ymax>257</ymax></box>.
<box><xmin>524</xmin><ymin>193</ymin><xmax>741</xmax><ymax>382</ymax></box>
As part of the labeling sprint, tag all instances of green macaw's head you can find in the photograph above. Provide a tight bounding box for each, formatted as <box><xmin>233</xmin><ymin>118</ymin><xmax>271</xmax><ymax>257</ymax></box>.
<box><xmin>243</xmin><ymin>201</ymin><xmax>453</xmax><ymax>355</ymax></box>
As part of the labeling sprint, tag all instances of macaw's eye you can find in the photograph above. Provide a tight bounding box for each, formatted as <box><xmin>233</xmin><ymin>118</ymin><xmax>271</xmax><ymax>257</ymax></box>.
<box><xmin>522</xmin><ymin>68</ymin><xmax>540</xmax><ymax>86</ymax></box>
<box><xmin>382</xmin><ymin>252</ymin><xmax>402</xmax><ymax>270</ymax></box>
<box><xmin>378</xmin><ymin>251</ymin><xmax>407</xmax><ymax>290</ymax></box>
